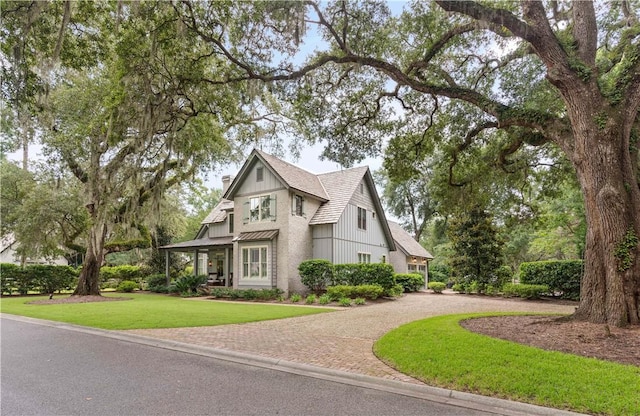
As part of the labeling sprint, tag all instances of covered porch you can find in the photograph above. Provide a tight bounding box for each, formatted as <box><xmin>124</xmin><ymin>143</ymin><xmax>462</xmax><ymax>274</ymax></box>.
<box><xmin>159</xmin><ymin>236</ymin><xmax>234</xmax><ymax>287</ymax></box>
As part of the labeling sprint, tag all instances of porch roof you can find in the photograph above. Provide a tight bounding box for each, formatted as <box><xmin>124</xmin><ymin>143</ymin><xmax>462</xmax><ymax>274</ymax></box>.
<box><xmin>159</xmin><ymin>236</ymin><xmax>233</xmax><ymax>251</ymax></box>
<box><xmin>233</xmin><ymin>229</ymin><xmax>279</xmax><ymax>242</ymax></box>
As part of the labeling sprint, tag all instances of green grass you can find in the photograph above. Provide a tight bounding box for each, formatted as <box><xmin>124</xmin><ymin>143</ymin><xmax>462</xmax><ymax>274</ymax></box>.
<box><xmin>0</xmin><ymin>293</ymin><xmax>332</xmax><ymax>330</ymax></box>
<box><xmin>374</xmin><ymin>313</ymin><xmax>640</xmax><ymax>416</ymax></box>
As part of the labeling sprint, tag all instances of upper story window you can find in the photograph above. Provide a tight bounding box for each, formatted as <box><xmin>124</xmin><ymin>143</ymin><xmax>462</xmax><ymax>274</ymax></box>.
<box><xmin>294</xmin><ymin>195</ymin><xmax>304</xmax><ymax>216</ymax></box>
<box><xmin>256</xmin><ymin>166</ymin><xmax>264</xmax><ymax>182</ymax></box>
<box><xmin>228</xmin><ymin>213</ymin><xmax>234</xmax><ymax>233</ymax></box>
<box><xmin>244</xmin><ymin>194</ymin><xmax>276</xmax><ymax>223</ymax></box>
<box><xmin>357</xmin><ymin>207</ymin><xmax>367</xmax><ymax>230</ymax></box>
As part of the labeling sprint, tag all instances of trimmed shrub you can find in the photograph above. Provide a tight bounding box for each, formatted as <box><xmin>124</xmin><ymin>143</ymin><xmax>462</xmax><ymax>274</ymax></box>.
<box><xmin>0</xmin><ymin>263</ymin><xmax>78</xmax><ymax>295</ymax></box>
<box><xmin>427</xmin><ymin>281</ymin><xmax>446</xmax><ymax>293</ymax></box>
<box><xmin>395</xmin><ymin>273</ymin><xmax>425</xmax><ymax>292</ymax></box>
<box><xmin>354</xmin><ymin>297</ymin><xmax>366</xmax><ymax>305</ymax></box>
<box><xmin>502</xmin><ymin>283</ymin><xmax>549</xmax><ymax>299</ymax></box>
<box><xmin>318</xmin><ymin>294</ymin><xmax>331</xmax><ymax>305</ymax></box>
<box><xmin>305</xmin><ymin>294</ymin><xmax>317</xmax><ymax>304</ymax></box>
<box><xmin>451</xmin><ymin>283</ymin><xmax>465</xmax><ymax>293</ymax></box>
<box><xmin>385</xmin><ymin>283</ymin><xmax>404</xmax><ymax>298</ymax></box>
<box><xmin>519</xmin><ymin>260</ymin><xmax>582</xmax><ymax>300</ymax></box>
<box><xmin>100</xmin><ymin>265</ymin><xmax>148</xmax><ymax>285</ymax></box>
<box><xmin>338</xmin><ymin>297</ymin><xmax>352</xmax><ymax>307</ymax></box>
<box><xmin>298</xmin><ymin>259</ymin><xmax>334</xmax><ymax>293</ymax></box>
<box><xmin>117</xmin><ymin>280</ymin><xmax>138</xmax><ymax>292</ymax></box>
<box><xmin>332</xmin><ymin>263</ymin><xmax>395</xmax><ymax>290</ymax></box>
<box><xmin>290</xmin><ymin>293</ymin><xmax>302</xmax><ymax>303</ymax></box>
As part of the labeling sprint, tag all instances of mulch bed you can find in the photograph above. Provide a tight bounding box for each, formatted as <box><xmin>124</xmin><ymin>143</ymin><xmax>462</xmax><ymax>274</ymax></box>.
<box><xmin>461</xmin><ymin>315</ymin><xmax>640</xmax><ymax>367</ymax></box>
<box><xmin>28</xmin><ymin>295</ymin><xmax>132</xmax><ymax>305</ymax></box>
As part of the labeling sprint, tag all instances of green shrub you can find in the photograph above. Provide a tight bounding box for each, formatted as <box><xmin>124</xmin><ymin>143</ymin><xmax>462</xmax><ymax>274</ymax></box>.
<box><xmin>338</xmin><ymin>297</ymin><xmax>352</xmax><ymax>307</ymax></box>
<box><xmin>171</xmin><ymin>274</ymin><xmax>207</xmax><ymax>295</ymax></box>
<box><xmin>298</xmin><ymin>259</ymin><xmax>334</xmax><ymax>293</ymax></box>
<box><xmin>326</xmin><ymin>284</ymin><xmax>384</xmax><ymax>300</ymax></box>
<box><xmin>451</xmin><ymin>283</ymin><xmax>465</xmax><ymax>293</ymax></box>
<box><xmin>117</xmin><ymin>280</ymin><xmax>138</xmax><ymax>292</ymax></box>
<box><xmin>428</xmin><ymin>264</ymin><xmax>451</xmax><ymax>283</ymax></box>
<box><xmin>305</xmin><ymin>294</ymin><xmax>317</xmax><ymax>304</ymax></box>
<box><xmin>332</xmin><ymin>263</ymin><xmax>395</xmax><ymax>290</ymax></box>
<box><xmin>428</xmin><ymin>281</ymin><xmax>446</xmax><ymax>293</ymax></box>
<box><xmin>502</xmin><ymin>283</ymin><xmax>549</xmax><ymax>299</ymax></box>
<box><xmin>395</xmin><ymin>273</ymin><xmax>425</xmax><ymax>292</ymax></box>
<box><xmin>146</xmin><ymin>274</ymin><xmax>169</xmax><ymax>293</ymax></box>
<box><xmin>485</xmin><ymin>285</ymin><xmax>499</xmax><ymax>296</ymax></box>
<box><xmin>1</xmin><ymin>263</ymin><xmax>21</xmax><ymax>294</ymax></box>
<box><xmin>100</xmin><ymin>265</ymin><xmax>148</xmax><ymax>285</ymax></box>
<box><xmin>290</xmin><ymin>293</ymin><xmax>302</xmax><ymax>303</ymax></box>
<box><xmin>519</xmin><ymin>260</ymin><xmax>582</xmax><ymax>300</ymax></box>
<box><xmin>354</xmin><ymin>297</ymin><xmax>366</xmax><ymax>305</ymax></box>
<box><xmin>468</xmin><ymin>281</ymin><xmax>479</xmax><ymax>294</ymax></box>
<box><xmin>318</xmin><ymin>294</ymin><xmax>331</xmax><ymax>305</ymax></box>
<box><xmin>0</xmin><ymin>263</ymin><xmax>78</xmax><ymax>295</ymax></box>
<box><xmin>384</xmin><ymin>283</ymin><xmax>404</xmax><ymax>298</ymax></box>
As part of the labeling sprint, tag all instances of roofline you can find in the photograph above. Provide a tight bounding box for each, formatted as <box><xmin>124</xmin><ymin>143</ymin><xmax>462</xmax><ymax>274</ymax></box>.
<box><xmin>363</xmin><ymin>169</ymin><xmax>396</xmax><ymax>251</ymax></box>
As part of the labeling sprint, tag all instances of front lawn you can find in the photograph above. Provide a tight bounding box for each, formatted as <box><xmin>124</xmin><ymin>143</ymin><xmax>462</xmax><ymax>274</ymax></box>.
<box><xmin>0</xmin><ymin>293</ymin><xmax>332</xmax><ymax>330</ymax></box>
<box><xmin>374</xmin><ymin>313</ymin><xmax>640</xmax><ymax>416</ymax></box>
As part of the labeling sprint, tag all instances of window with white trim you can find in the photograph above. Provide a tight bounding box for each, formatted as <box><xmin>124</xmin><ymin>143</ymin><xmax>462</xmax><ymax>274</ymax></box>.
<box><xmin>357</xmin><ymin>207</ymin><xmax>367</xmax><ymax>230</ymax></box>
<box><xmin>358</xmin><ymin>252</ymin><xmax>371</xmax><ymax>264</ymax></box>
<box><xmin>242</xmin><ymin>246</ymin><xmax>268</xmax><ymax>280</ymax></box>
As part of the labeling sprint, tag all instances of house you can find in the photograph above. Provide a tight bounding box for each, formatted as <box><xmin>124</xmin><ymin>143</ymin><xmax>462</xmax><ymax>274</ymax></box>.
<box><xmin>161</xmin><ymin>149</ymin><xmax>431</xmax><ymax>294</ymax></box>
<box><xmin>387</xmin><ymin>221</ymin><xmax>434</xmax><ymax>284</ymax></box>
<box><xmin>0</xmin><ymin>233</ymin><xmax>69</xmax><ymax>266</ymax></box>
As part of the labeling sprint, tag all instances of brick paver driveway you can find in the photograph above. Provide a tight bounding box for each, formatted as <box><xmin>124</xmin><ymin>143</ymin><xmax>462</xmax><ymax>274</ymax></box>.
<box><xmin>125</xmin><ymin>292</ymin><xmax>575</xmax><ymax>383</ymax></box>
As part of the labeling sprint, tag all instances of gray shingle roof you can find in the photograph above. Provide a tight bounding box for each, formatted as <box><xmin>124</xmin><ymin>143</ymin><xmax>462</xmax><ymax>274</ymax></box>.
<box><xmin>387</xmin><ymin>221</ymin><xmax>434</xmax><ymax>259</ymax></box>
<box><xmin>309</xmin><ymin>166</ymin><xmax>369</xmax><ymax>225</ymax></box>
<box><xmin>201</xmin><ymin>199</ymin><xmax>234</xmax><ymax>224</ymax></box>
<box><xmin>255</xmin><ymin>150</ymin><xmax>329</xmax><ymax>200</ymax></box>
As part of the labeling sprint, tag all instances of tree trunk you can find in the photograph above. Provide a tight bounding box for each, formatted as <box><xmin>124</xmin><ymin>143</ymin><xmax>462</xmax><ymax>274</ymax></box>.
<box><xmin>567</xmin><ymin>111</ymin><xmax>640</xmax><ymax>326</ymax></box>
<box><xmin>72</xmin><ymin>221</ymin><xmax>106</xmax><ymax>296</ymax></box>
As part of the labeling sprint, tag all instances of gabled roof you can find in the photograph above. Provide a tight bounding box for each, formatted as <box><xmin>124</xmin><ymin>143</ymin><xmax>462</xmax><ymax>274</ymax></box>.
<box><xmin>309</xmin><ymin>166</ymin><xmax>369</xmax><ymax>225</ymax></box>
<box><xmin>201</xmin><ymin>199</ymin><xmax>234</xmax><ymax>225</ymax></box>
<box><xmin>310</xmin><ymin>167</ymin><xmax>396</xmax><ymax>251</ymax></box>
<box><xmin>388</xmin><ymin>221</ymin><xmax>434</xmax><ymax>259</ymax></box>
<box><xmin>224</xmin><ymin>149</ymin><xmax>329</xmax><ymax>201</ymax></box>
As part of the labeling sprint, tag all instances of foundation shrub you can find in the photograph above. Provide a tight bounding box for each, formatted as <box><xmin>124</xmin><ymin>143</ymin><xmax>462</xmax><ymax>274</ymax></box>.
<box><xmin>338</xmin><ymin>297</ymin><xmax>352</xmax><ymax>307</ymax></box>
<box><xmin>502</xmin><ymin>283</ymin><xmax>549</xmax><ymax>299</ymax></box>
<box><xmin>305</xmin><ymin>294</ymin><xmax>317</xmax><ymax>304</ymax></box>
<box><xmin>395</xmin><ymin>273</ymin><xmax>425</xmax><ymax>292</ymax></box>
<box><xmin>290</xmin><ymin>293</ymin><xmax>302</xmax><ymax>303</ymax></box>
<box><xmin>427</xmin><ymin>281</ymin><xmax>446</xmax><ymax>293</ymax></box>
<box><xmin>385</xmin><ymin>283</ymin><xmax>404</xmax><ymax>297</ymax></box>
<box><xmin>318</xmin><ymin>294</ymin><xmax>331</xmax><ymax>305</ymax></box>
<box><xmin>332</xmin><ymin>263</ymin><xmax>395</xmax><ymax>290</ymax></box>
<box><xmin>326</xmin><ymin>284</ymin><xmax>384</xmax><ymax>300</ymax></box>
<box><xmin>298</xmin><ymin>259</ymin><xmax>334</xmax><ymax>293</ymax></box>
<box><xmin>171</xmin><ymin>274</ymin><xmax>207</xmax><ymax>295</ymax></box>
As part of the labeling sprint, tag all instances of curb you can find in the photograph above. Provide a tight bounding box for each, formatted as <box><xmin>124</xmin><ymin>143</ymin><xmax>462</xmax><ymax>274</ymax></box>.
<box><xmin>1</xmin><ymin>313</ymin><xmax>586</xmax><ymax>416</ymax></box>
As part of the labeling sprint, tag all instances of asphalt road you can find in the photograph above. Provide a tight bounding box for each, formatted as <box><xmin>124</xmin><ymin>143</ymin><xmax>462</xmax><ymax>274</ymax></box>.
<box><xmin>1</xmin><ymin>317</ymin><xmax>489</xmax><ymax>416</ymax></box>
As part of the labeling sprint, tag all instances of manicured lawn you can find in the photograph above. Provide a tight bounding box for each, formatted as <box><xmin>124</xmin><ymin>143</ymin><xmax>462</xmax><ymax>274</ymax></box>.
<box><xmin>374</xmin><ymin>313</ymin><xmax>640</xmax><ymax>416</ymax></box>
<box><xmin>0</xmin><ymin>293</ymin><xmax>332</xmax><ymax>330</ymax></box>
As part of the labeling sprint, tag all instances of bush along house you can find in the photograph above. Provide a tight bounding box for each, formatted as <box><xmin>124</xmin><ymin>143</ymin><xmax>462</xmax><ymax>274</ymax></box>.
<box><xmin>161</xmin><ymin>149</ymin><xmax>432</xmax><ymax>294</ymax></box>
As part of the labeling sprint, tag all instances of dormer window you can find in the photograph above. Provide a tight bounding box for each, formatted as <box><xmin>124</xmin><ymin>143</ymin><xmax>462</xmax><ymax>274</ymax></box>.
<box><xmin>256</xmin><ymin>166</ymin><xmax>264</xmax><ymax>182</ymax></box>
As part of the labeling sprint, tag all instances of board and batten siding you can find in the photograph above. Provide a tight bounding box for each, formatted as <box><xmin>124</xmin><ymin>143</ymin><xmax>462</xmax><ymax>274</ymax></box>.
<box><xmin>235</xmin><ymin>161</ymin><xmax>285</xmax><ymax>196</ymax></box>
<box><xmin>208</xmin><ymin>219</ymin><xmax>231</xmax><ymax>238</ymax></box>
<box><xmin>312</xmin><ymin>224</ymin><xmax>334</xmax><ymax>261</ymax></box>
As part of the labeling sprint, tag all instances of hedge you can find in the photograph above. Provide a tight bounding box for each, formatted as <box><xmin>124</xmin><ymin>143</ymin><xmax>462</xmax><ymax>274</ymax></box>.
<box><xmin>298</xmin><ymin>259</ymin><xmax>334</xmax><ymax>293</ymax></box>
<box><xmin>1</xmin><ymin>263</ymin><xmax>78</xmax><ymax>295</ymax></box>
<box><xmin>502</xmin><ymin>283</ymin><xmax>550</xmax><ymax>299</ymax></box>
<box><xmin>394</xmin><ymin>273</ymin><xmax>425</xmax><ymax>292</ymax></box>
<box><xmin>519</xmin><ymin>260</ymin><xmax>582</xmax><ymax>300</ymax></box>
<box><xmin>326</xmin><ymin>284</ymin><xmax>384</xmax><ymax>300</ymax></box>
<box><xmin>332</xmin><ymin>263</ymin><xmax>395</xmax><ymax>290</ymax></box>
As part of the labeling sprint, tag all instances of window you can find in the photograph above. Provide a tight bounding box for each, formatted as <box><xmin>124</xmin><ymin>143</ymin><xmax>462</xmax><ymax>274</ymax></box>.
<box><xmin>294</xmin><ymin>195</ymin><xmax>304</xmax><ymax>216</ymax></box>
<box><xmin>358</xmin><ymin>252</ymin><xmax>371</xmax><ymax>264</ymax></box>
<box><xmin>357</xmin><ymin>207</ymin><xmax>367</xmax><ymax>230</ymax></box>
<box><xmin>256</xmin><ymin>166</ymin><xmax>264</xmax><ymax>182</ymax></box>
<box><xmin>228</xmin><ymin>213</ymin><xmax>234</xmax><ymax>233</ymax></box>
<box><xmin>242</xmin><ymin>246</ymin><xmax>268</xmax><ymax>280</ymax></box>
<box><xmin>247</xmin><ymin>194</ymin><xmax>276</xmax><ymax>222</ymax></box>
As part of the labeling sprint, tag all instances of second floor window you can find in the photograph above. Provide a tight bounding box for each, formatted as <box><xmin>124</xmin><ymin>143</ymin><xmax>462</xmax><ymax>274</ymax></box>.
<box><xmin>357</xmin><ymin>207</ymin><xmax>367</xmax><ymax>230</ymax></box>
<box><xmin>294</xmin><ymin>195</ymin><xmax>304</xmax><ymax>216</ymax></box>
<box><xmin>228</xmin><ymin>213</ymin><xmax>234</xmax><ymax>233</ymax></box>
<box><xmin>245</xmin><ymin>194</ymin><xmax>276</xmax><ymax>223</ymax></box>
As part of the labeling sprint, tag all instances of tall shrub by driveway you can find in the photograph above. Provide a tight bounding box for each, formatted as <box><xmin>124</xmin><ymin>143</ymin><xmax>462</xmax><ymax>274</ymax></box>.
<box><xmin>519</xmin><ymin>260</ymin><xmax>582</xmax><ymax>300</ymax></box>
<box><xmin>332</xmin><ymin>263</ymin><xmax>395</xmax><ymax>290</ymax></box>
<box><xmin>298</xmin><ymin>259</ymin><xmax>334</xmax><ymax>293</ymax></box>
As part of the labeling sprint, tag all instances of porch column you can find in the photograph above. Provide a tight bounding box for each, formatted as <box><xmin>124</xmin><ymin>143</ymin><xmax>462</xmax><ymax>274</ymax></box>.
<box><xmin>224</xmin><ymin>247</ymin><xmax>231</xmax><ymax>287</ymax></box>
<box><xmin>165</xmin><ymin>250</ymin><xmax>170</xmax><ymax>286</ymax></box>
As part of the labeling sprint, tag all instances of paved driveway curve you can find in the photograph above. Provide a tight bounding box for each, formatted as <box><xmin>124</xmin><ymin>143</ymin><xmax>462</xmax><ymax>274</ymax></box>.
<box><xmin>125</xmin><ymin>292</ymin><xmax>575</xmax><ymax>383</ymax></box>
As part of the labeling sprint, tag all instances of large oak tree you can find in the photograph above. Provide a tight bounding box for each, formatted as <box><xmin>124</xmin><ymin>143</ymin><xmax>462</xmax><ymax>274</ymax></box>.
<box><xmin>175</xmin><ymin>0</ymin><xmax>639</xmax><ymax>326</ymax></box>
